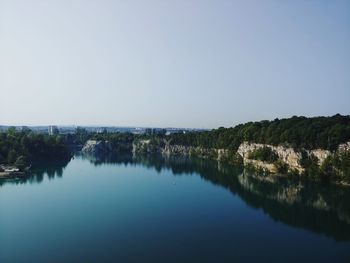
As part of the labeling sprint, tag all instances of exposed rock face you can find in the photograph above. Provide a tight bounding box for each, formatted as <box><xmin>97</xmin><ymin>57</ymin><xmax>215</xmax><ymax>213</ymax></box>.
<box><xmin>82</xmin><ymin>140</ymin><xmax>113</xmax><ymax>155</ymax></box>
<box><xmin>310</xmin><ymin>149</ymin><xmax>331</xmax><ymax>165</ymax></box>
<box><xmin>162</xmin><ymin>144</ymin><xmax>220</xmax><ymax>160</ymax></box>
<box><xmin>133</xmin><ymin>140</ymin><xmax>213</xmax><ymax>158</ymax></box>
<box><xmin>244</xmin><ymin>159</ymin><xmax>278</xmax><ymax>173</ymax></box>
<box><xmin>237</xmin><ymin>141</ymin><xmax>350</xmax><ymax>174</ymax></box>
<box><xmin>162</xmin><ymin>144</ymin><xmax>192</xmax><ymax>156</ymax></box>
<box><xmin>237</xmin><ymin>142</ymin><xmax>303</xmax><ymax>173</ymax></box>
<box><xmin>217</xmin><ymin>149</ymin><xmax>230</xmax><ymax>161</ymax></box>
<box><xmin>132</xmin><ymin>140</ymin><xmax>163</xmax><ymax>154</ymax></box>
<box><xmin>132</xmin><ymin>139</ymin><xmax>350</xmax><ymax>176</ymax></box>
<box><xmin>338</xmin><ymin>142</ymin><xmax>350</xmax><ymax>153</ymax></box>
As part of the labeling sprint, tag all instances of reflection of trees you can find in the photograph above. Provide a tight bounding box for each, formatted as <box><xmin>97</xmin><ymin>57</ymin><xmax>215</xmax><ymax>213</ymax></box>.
<box><xmin>234</xmin><ymin>173</ymin><xmax>350</xmax><ymax>240</ymax></box>
<box><xmin>2</xmin><ymin>152</ymin><xmax>350</xmax><ymax>240</ymax></box>
<box><xmin>0</xmin><ymin>158</ymin><xmax>70</xmax><ymax>187</ymax></box>
<box><xmin>77</xmin><ymin>152</ymin><xmax>134</xmax><ymax>167</ymax></box>
<box><xmin>130</xmin><ymin>154</ymin><xmax>350</xmax><ymax>241</ymax></box>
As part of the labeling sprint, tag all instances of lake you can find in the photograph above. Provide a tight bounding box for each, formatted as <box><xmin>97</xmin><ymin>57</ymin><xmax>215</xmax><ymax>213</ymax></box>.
<box><xmin>1</xmin><ymin>154</ymin><xmax>350</xmax><ymax>262</ymax></box>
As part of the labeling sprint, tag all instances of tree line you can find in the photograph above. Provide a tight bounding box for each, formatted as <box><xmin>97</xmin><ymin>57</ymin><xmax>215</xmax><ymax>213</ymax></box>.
<box><xmin>0</xmin><ymin>127</ymin><xmax>71</xmax><ymax>169</ymax></box>
<box><xmin>167</xmin><ymin>114</ymin><xmax>350</xmax><ymax>151</ymax></box>
<box><xmin>1</xmin><ymin>114</ymin><xmax>349</xmax><ymax>171</ymax></box>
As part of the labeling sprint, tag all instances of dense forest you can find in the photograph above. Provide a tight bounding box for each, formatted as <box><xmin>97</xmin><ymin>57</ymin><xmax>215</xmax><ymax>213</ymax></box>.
<box><xmin>167</xmin><ymin>114</ymin><xmax>350</xmax><ymax>151</ymax></box>
<box><xmin>0</xmin><ymin>127</ymin><xmax>138</xmax><ymax>169</ymax></box>
<box><xmin>0</xmin><ymin>127</ymin><xmax>71</xmax><ymax>169</ymax></box>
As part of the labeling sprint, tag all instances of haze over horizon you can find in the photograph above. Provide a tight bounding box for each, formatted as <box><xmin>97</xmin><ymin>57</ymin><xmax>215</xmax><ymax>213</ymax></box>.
<box><xmin>0</xmin><ymin>113</ymin><xmax>349</xmax><ymax>130</ymax></box>
<box><xmin>1</xmin><ymin>0</ymin><xmax>349</xmax><ymax>129</ymax></box>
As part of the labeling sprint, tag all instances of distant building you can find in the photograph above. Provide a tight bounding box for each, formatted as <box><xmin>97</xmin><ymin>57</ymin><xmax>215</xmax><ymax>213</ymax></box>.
<box><xmin>48</xmin><ymin>126</ymin><xmax>59</xmax><ymax>135</ymax></box>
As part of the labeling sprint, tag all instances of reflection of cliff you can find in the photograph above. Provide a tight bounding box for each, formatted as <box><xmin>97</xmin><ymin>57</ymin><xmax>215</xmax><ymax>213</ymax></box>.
<box><xmin>127</xmin><ymin>154</ymin><xmax>350</xmax><ymax>241</ymax></box>
<box><xmin>235</xmin><ymin>173</ymin><xmax>350</xmax><ymax>239</ymax></box>
<box><xmin>78</xmin><ymin>152</ymin><xmax>134</xmax><ymax>167</ymax></box>
<box><xmin>3</xmin><ymin>152</ymin><xmax>350</xmax><ymax>240</ymax></box>
<box><xmin>0</xmin><ymin>158</ymin><xmax>70</xmax><ymax>187</ymax></box>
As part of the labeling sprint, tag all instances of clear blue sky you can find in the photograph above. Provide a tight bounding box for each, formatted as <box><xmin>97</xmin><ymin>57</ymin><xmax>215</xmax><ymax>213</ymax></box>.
<box><xmin>0</xmin><ymin>0</ymin><xmax>349</xmax><ymax>128</ymax></box>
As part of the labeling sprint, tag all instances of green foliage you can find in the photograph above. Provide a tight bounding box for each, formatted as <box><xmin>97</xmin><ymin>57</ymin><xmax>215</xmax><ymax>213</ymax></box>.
<box><xmin>335</xmin><ymin>152</ymin><xmax>350</xmax><ymax>178</ymax></box>
<box><xmin>274</xmin><ymin>160</ymin><xmax>289</xmax><ymax>174</ymax></box>
<box><xmin>219</xmin><ymin>150</ymin><xmax>243</xmax><ymax>166</ymax></box>
<box><xmin>287</xmin><ymin>168</ymin><xmax>300</xmax><ymax>177</ymax></box>
<box><xmin>14</xmin><ymin>155</ymin><xmax>28</xmax><ymax>170</ymax></box>
<box><xmin>7</xmin><ymin>149</ymin><xmax>17</xmax><ymax>163</ymax></box>
<box><xmin>301</xmin><ymin>153</ymin><xmax>321</xmax><ymax>177</ymax></box>
<box><xmin>321</xmin><ymin>152</ymin><xmax>350</xmax><ymax>181</ymax></box>
<box><xmin>167</xmin><ymin>114</ymin><xmax>350</xmax><ymax>151</ymax></box>
<box><xmin>300</xmin><ymin>150</ymin><xmax>311</xmax><ymax>168</ymax></box>
<box><xmin>0</xmin><ymin>129</ymin><xmax>71</xmax><ymax>169</ymax></box>
<box><xmin>74</xmin><ymin>127</ymin><xmax>90</xmax><ymax>144</ymax></box>
<box><xmin>319</xmin><ymin>156</ymin><xmax>334</xmax><ymax>176</ymax></box>
<box><xmin>248</xmin><ymin>147</ymin><xmax>278</xmax><ymax>163</ymax></box>
<box><xmin>1</xmin><ymin>114</ymin><xmax>349</xmax><ymax>179</ymax></box>
<box><xmin>301</xmin><ymin>152</ymin><xmax>350</xmax><ymax>181</ymax></box>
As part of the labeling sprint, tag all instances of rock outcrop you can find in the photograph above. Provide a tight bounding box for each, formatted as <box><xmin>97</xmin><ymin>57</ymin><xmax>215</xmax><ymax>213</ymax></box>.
<box><xmin>310</xmin><ymin>149</ymin><xmax>331</xmax><ymax>165</ymax></box>
<box><xmin>132</xmin><ymin>139</ymin><xmax>350</xmax><ymax>177</ymax></box>
<box><xmin>237</xmin><ymin>142</ymin><xmax>303</xmax><ymax>173</ymax></box>
<box><xmin>134</xmin><ymin>140</ymin><xmax>235</xmax><ymax>162</ymax></box>
<box><xmin>338</xmin><ymin>142</ymin><xmax>350</xmax><ymax>153</ymax></box>
<box><xmin>82</xmin><ymin>140</ymin><xmax>113</xmax><ymax>155</ymax></box>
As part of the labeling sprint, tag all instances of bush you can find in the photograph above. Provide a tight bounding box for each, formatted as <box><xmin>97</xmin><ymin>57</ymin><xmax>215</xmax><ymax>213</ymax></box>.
<box><xmin>327</xmin><ymin>151</ymin><xmax>350</xmax><ymax>180</ymax></box>
<box><xmin>287</xmin><ymin>169</ymin><xmax>300</xmax><ymax>176</ymax></box>
<box><xmin>248</xmin><ymin>147</ymin><xmax>278</xmax><ymax>163</ymax></box>
<box><xmin>274</xmin><ymin>160</ymin><xmax>289</xmax><ymax>174</ymax></box>
<box><xmin>231</xmin><ymin>153</ymin><xmax>243</xmax><ymax>166</ymax></box>
<box><xmin>300</xmin><ymin>152</ymin><xmax>321</xmax><ymax>177</ymax></box>
<box><xmin>15</xmin><ymin>156</ymin><xmax>28</xmax><ymax>170</ymax></box>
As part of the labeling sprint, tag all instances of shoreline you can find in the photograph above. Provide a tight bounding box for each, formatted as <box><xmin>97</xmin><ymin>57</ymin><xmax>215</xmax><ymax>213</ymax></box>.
<box><xmin>0</xmin><ymin>171</ymin><xmax>26</xmax><ymax>179</ymax></box>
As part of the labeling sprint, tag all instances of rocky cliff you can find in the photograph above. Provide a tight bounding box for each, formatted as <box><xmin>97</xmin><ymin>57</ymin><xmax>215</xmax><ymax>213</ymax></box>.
<box><xmin>82</xmin><ymin>140</ymin><xmax>113</xmax><ymax>155</ymax></box>
<box><xmin>237</xmin><ymin>142</ymin><xmax>304</xmax><ymax>173</ymax></box>
<box><xmin>133</xmin><ymin>140</ymin><xmax>236</xmax><ymax>163</ymax></box>
<box><xmin>236</xmin><ymin>141</ymin><xmax>350</xmax><ymax>175</ymax></box>
<box><xmin>132</xmin><ymin>139</ymin><xmax>350</xmax><ymax>177</ymax></box>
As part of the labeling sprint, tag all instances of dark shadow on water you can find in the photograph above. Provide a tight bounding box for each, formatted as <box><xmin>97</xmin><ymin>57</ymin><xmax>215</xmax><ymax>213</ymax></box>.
<box><xmin>0</xmin><ymin>158</ymin><xmax>71</xmax><ymax>186</ymax></box>
<box><xmin>81</xmin><ymin>152</ymin><xmax>350</xmax><ymax>241</ymax></box>
<box><xmin>2</xmin><ymin>152</ymin><xmax>350</xmax><ymax>241</ymax></box>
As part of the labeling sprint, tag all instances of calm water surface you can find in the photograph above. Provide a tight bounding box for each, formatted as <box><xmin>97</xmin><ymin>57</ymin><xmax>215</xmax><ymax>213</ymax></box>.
<box><xmin>1</xmin><ymin>154</ymin><xmax>350</xmax><ymax>263</ymax></box>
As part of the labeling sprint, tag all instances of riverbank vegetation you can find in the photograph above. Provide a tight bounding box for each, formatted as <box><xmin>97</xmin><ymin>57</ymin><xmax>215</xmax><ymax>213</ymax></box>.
<box><xmin>0</xmin><ymin>127</ymin><xmax>71</xmax><ymax>169</ymax></box>
<box><xmin>1</xmin><ymin>115</ymin><xmax>349</xmax><ymax>179</ymax></box>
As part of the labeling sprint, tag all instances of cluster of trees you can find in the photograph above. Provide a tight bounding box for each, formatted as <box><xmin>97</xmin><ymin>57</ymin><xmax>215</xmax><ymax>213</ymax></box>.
<box><xmin>0</xmin><ymin>127</ymin><xmax>71</xmax><ymax>169</ymax></box>
<box><xmin>0</xmin><ymin>126</ymin><xmax>141</xmax><ymax>169</ymax></box>
<box><xmin>248</xmin><ymin>147</ymin><xmax>279</xmax><ymax>163</ymax></box>
<box><xmin>300</xmin><ymin>150</ymin><xmax>350</xmax><ymax>180</ymax></box>
<box><xmin>168</xmin><ymin>114</ymin><xmax>350</xmax><ymax>151</ymax></box>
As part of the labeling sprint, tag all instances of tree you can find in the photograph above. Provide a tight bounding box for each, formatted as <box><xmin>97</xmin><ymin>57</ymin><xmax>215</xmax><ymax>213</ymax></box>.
<box><xmin>15</xmin><ymin>156</ymin><xmax>28</xmax><ymax>170</ymax></box>
<box><xmin>7</xmin><ymin>149</ymin><xmax>17</xmax><ymax>163</ymax></box>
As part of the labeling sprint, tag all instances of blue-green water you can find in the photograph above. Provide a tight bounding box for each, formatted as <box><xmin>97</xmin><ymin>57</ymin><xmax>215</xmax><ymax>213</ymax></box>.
<box><xmin>1</xmin><ymin>154</ymin><xmax>350</xmax><ymax>262</ymax></box>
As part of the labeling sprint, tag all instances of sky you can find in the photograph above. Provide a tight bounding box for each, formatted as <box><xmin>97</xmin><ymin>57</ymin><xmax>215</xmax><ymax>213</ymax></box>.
<box><xmin>0</xmin><ymin>0</ymin><xmax>349</xmax><ymax>128</ymax></box>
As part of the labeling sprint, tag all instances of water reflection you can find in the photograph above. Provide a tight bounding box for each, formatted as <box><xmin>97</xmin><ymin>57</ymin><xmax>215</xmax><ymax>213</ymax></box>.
<box><xmin>80</xmin><ymin>153</ymin><xmax>350</xmax><ymax>241</ymax></box>
<box><xmin>2</xmin><ymin>152</ymin><xmax>350</xmax><ymax>240</ymax></box>
<box><xmin>0</xmin><ymin>158</ymin><xmax>70</xmax><ymax>186</ymax></box>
